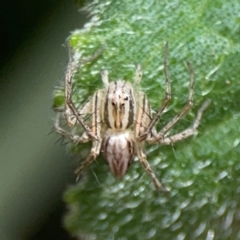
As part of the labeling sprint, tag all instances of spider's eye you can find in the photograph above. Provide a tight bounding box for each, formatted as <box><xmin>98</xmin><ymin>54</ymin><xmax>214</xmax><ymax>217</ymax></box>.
<box><xmin>112</xmin><ymin>102</ymin><xmax>116</xmax><ymax>106</ymax></box>
<box><xmin>124</xmin><ymin>96</ymin><xmax>128</xmax><ymax>101</ymax></box>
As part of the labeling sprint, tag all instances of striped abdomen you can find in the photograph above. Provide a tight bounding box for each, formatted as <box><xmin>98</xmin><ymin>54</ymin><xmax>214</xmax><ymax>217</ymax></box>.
<box><xmin>102</xmin><ymin>129</ymin><xmax>135</xmax><ymax>178</ymax></box>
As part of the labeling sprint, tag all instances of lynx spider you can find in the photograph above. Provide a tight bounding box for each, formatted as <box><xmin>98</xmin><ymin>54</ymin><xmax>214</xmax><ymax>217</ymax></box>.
<box><xmin>54</xmin><ymin>43</ymin><xmax>209</xmax><ymax>191</ymax></box>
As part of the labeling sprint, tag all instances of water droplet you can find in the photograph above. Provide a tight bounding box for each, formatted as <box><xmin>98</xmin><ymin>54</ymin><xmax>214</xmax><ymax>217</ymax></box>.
<box><xmin>98</xmin><ymin>212</ymin><xmax>107</xmax><ymax>220</ymax></box>
<box><xmin>194</xmin><ymin>222</ymin><xmax>206</xmax><ymax>237</ymax></box>
<box><xmin>120</xmin><ymin>214</ymin><xmax>133</xmax><ymax>225</ymax></box>
<box><xmin>216</xmin><ymin>203</ymin><xmax>227</xmax><ymax>217</ymax></box>
<box><xmin>147</xmin><ymin>228</ymin><xmax>156</xmax><ymax>238</ymax></box>
<box><xmin>177</xmin><ymin>180</ymin><xmax>194</xmax><ymax>188</ymax></box>
<box><xmin>216</xmin><ymin>171</ymin><xmax>228</xmax><ymax>181</ymax></box>
<box><xmin>198</xmin><ymin>160</ymin><xmax>212</xmax><ymax>169</ymax></box>
<box><xmin>170</xmin><ymin>209</ymin><xmax>181</xmax><ymax>224</ymax></box>
<box><xmin>206</xmin><ymin>230</ymin><xmax>214</xmax><ymax>240</ymax></box>
<box><xmin>233</xmin><ymin>138</ymin><xmax>240</xmax><ymax>147</ymax></box>
<box><xmin>171</xmin><ymin>221</ymin><xmax>183</xmax><ymax>231</ymax></box>
<box><xmin>223</xmin><ymin>210</ymin><xmax>234</xmax><ymax>230</ymax></box>
<box><xmin>125</xmin><ymin>200</ymin><xmax>141</xmax><ymax>209</ymax></box>
<box><xmin>176</xmin><ymin>232</ymin><xmax>186</xmax><ymax>240</ymax></box>
<box><xmin>179</xmin><ymin>199</ymin><xmax>191</xmax><ymax>209</ymax></box>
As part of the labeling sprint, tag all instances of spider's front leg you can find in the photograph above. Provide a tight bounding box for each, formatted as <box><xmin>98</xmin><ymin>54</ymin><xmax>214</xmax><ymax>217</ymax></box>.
<box><xmin>64</xmin><ymin>44</ymin><xmax>104</xmax><ymax>141</ymax></box>
<box><xmin>137</xmin><ymin>43</ymin><xmax>171</xmax><ymax>142</ymax></box>
<box><xmin>54</xmin><ymin>111</ymin><xmax>90</xmax><ymax>143</ymax></box>
<box><xmin>56</xmin><ymin>44</ymin><xmax>105</xmax><ymax>179</ymax></box>
<box><xmin>147</xmin><ymin>61</ymin><xmax>210</xmax><ymax>144</ymax></box>
<box><xmin>134</xmin><ymin>74</ymin><xmax>167</xmax><ymax>191</ymax></box>
<box><xmin>147</xmin><ymin>61</ymin><xmax>195</xmax><ymax>143</ymax></box>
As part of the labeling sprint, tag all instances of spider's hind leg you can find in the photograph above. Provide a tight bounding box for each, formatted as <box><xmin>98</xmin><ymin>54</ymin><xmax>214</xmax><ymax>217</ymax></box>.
<box><xmin>157</xmin><ymin>100</ymin><xmax>210</xmax><ymax>145</ymax></box>
<box><xmin>136</xmin><ymin>143</ymin><xmax>168</xmax><ymax>192</ymax></box>
<box><xmin>74</xmin><ymin>140</ymin><xmax>102</xmax><ymax>181</ymax></box>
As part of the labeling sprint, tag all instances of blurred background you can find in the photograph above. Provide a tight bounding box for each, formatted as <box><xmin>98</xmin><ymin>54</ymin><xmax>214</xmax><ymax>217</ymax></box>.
<box><xmin>0</xmin><ymin>1</ymin><xmax>85</xmax><ymax>239</ymax></box>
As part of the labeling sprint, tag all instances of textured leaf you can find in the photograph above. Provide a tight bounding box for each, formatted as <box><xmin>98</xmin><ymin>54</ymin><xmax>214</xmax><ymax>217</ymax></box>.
<box><xmin>55</xmin><ymin>0</ymin><xmax>240</xmax><ymax>239</ymax></box>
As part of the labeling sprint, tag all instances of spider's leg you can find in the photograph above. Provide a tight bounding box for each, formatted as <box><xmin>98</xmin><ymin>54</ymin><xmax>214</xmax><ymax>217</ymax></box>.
<box><xmin>74</xmin><ymin>140</ymin><xmax>102</xmax><ymax>180</ymax></box>
<box><xmin>135</xmin><ymin>91</ymin><xmax>152</xmax><ymax>138</ymax></box>
<box><xmin>54</xmin><ymin>112</ymin><xmax>90</xmax><ymax>143</ymax></box>
<box><xmin>64</xmin><ymin>44</ymin><xmax>78</xmax><ymax>126</ymax></box>
<box><xmin>58</xmin><ymin>88</ymin><xmax>105</xmax><ymax>179</ymax></box>
<box><xmin>64</xmin><ymin>45</ymin><xmax>104</xmax><ymax>141</ymax></box>
<box><xmin>149</xmin><ymin>100</ymin><xmax>210</xmax><ymax>144</ymax></box>
<box><xmin>147</xmin><ymin>61</ymin><xmax>195</xmax><ymax>142</ymax></box>
<box><xmin>55</xmin><ymin>44</ymin><xmax>105</xmax><ymax>180</ymax></box>
<box><xmin>138</xmin><ymin>42</ymin><xmax>171</xmax><ymax>141</ymax></box>
<box><xmin>60</xmin><ymin>88</ymin><xmax>104</xmax><ymax>179</ymax></box>
<box><xmin>101</xmin><ymin>69</ymin><xmax>109</xmax><ymax>87</ymax></box>
<box><xmin>74</xmin><ymin>89</ymin><xmax>104</xmax><ymax>178</ymax></box>
<box><xmin>136</xmin><ymin>143</ymin><xmax>168</xmax><ymax>191</ymax></box>
<box><xmin>80</xmin><ymin>44</ymin><xmax>105</xmax><ymax>64</ymax></box>
<box><xmin>55</xmin><ymin>89</ymin><xmax>101</xmax><ymax>142</ymax></box>
<box><xmin>134</xmin><ymin>64</ymin><xmax>142</xmax><ymax>85</ymax></box>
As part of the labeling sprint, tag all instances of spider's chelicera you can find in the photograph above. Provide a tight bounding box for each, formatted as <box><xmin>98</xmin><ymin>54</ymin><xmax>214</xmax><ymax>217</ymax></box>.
<box><xmin>54</xmin><ymin>43</ymin><xmax>209</xmax><ymax>191</ymax></box>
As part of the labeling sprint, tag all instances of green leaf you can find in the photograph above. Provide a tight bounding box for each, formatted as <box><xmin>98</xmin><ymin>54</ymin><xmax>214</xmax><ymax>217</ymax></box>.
<box><xmin>57</xmin><ymin>0</ymin><xmax>240</xmax><ymax>239</ymax></box>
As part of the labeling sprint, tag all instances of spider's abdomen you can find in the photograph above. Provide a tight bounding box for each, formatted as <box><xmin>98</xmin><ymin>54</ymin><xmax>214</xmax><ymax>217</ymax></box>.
<box><xmin>102</xmin><ymin>129</ymin><xmax>135</xmax><ymax>178</ymax></box>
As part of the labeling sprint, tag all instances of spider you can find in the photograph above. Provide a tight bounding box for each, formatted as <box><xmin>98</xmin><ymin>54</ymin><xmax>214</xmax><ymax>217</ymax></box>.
<box><xmin>54</xmin><ymin>43</ymin><xmax>210</xmax><ymax>191</ymax></box>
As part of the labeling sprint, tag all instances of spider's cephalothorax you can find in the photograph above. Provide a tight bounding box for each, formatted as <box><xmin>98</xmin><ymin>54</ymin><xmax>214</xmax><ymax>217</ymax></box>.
<box><xmin>55</xmin><ymin>44</ymin><xmax>210</xmax><ymax>191</ymax></box>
